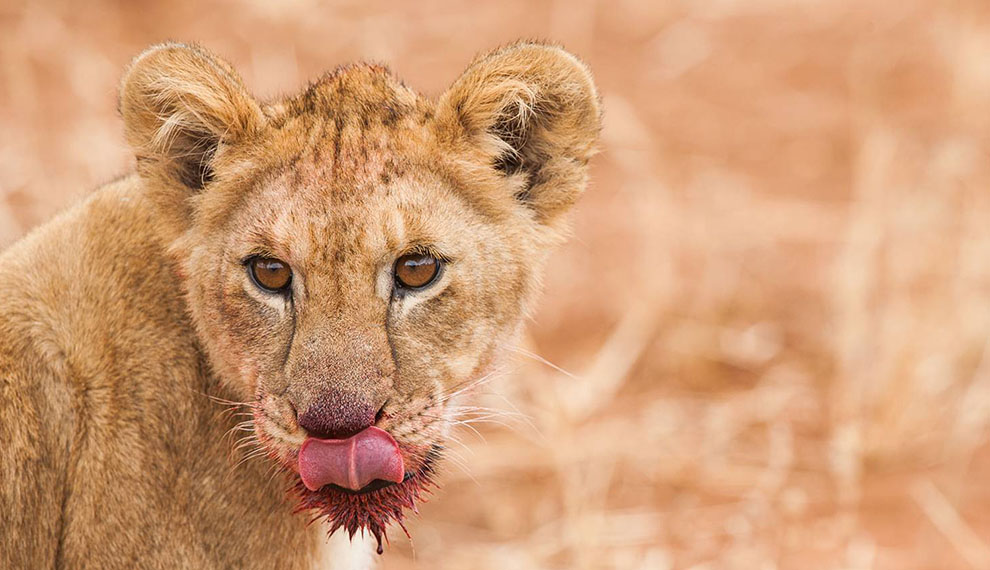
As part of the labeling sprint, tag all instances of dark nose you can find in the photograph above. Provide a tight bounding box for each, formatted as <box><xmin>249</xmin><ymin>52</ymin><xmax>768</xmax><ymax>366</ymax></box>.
<box><xmin>297</xmin><ymin>390</ymin><xmax>379</xmax><ymax>440</ymax></box>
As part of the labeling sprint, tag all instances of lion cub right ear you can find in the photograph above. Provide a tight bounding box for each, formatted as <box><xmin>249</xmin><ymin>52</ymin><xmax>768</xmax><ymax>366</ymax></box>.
<box><xmin>119</xmin><ymin>43</ymin><xmax>264</xmax><ymax>190</ymax></box>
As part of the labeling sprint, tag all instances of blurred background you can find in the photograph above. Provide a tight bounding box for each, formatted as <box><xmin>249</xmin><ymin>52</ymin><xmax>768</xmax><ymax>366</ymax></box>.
<box><xmin>3</xmin><ymin>0</ymin><xmax>990</xmax><ymax>568</ymax></box>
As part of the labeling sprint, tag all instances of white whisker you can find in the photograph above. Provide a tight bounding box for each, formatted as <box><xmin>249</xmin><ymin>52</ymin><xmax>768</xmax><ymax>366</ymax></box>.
<box><xmin>507</xmin><ymin>345</ymin><xmax>580</xmax><ymax>380</ymax></box>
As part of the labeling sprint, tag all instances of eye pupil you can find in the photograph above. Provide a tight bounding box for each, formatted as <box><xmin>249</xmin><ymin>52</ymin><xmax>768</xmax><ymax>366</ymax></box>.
<box><xmin>249</xmin><ymin>257</ymin><xmax>291</xmax><ymax>292</ymax></box>
<box><xmin>394</xmin><ymin>253</ymin><xmax>440</xmax><ymax>289</ymax></box>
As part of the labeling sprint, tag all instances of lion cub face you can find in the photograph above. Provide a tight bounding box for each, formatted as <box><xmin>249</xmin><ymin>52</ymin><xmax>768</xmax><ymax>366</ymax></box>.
<box><xmin>119</xmin><ymin>42</ymin><xmax>599</xmax><ymax>546</ymax></box>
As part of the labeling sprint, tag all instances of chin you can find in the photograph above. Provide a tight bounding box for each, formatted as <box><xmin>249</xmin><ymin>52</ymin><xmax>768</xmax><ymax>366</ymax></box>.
<box><xmin>252</xmin><ymin>406</ymin><xmax>444</xmax><ymax>555</ymax></box>
<box><xmin>289</xmin><ymin>445</ymin><xmax>441</xmax><ymax>555</ymax></box>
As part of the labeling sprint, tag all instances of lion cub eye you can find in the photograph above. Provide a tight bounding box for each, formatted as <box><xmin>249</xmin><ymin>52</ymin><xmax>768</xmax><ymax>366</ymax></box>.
<box><xmin>394</xmin><ymin>253</ymin><xmax>441</xmax><ymax>290</ymax></box>
<box><xmin>247</xmin><ymin>256</ymin><xmax>292</xmax><ymax>293</ymax></box>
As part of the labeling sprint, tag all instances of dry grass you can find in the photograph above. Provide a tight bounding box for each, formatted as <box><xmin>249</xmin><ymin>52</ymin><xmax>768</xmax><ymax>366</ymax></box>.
<box><xmin>3</xmin><ymin>0</ymin><xmax>990</xmax><ymax>568</ymax></box>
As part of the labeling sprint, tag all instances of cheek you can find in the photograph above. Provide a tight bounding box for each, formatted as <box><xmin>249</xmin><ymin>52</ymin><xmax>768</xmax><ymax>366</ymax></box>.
<box><xmin>195</xmin><ymin>270</ymin><xmax>294</xmax><ymax>390</ymax></box>
<box><xmin>218</xmin><ymin>291</ymin><xmax>283</xmax><ymax>351</ymax></box>
<box><xmin>391</xmin><ymin>279</ymin><xmax>517</xmax><ymax>389</ymax></box>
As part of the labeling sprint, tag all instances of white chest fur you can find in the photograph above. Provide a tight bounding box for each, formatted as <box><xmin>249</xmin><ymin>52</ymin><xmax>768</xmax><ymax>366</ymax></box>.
<box><xmin>313</xmin><ymin>525</ymin><xmax>378</xmax><ymax>570</ymax></box>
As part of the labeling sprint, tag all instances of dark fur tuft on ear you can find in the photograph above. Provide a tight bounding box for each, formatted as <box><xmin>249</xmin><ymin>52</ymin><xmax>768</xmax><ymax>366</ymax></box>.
<box><xmin>439</xmin><ymin>42</ymin><xmax>602</xmax><ymax>223</ymax></box>
<box><xmin>119</xmin><ymin>42</ymin><xmax>264</xmax><ymax>190</ymax></box>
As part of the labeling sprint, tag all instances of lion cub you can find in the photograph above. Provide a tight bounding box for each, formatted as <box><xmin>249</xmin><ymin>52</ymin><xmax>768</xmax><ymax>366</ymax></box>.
<box><xmin>0</xmin><ymin>42</ymin><xmax>599</xmax><ymax>568</ymax></box>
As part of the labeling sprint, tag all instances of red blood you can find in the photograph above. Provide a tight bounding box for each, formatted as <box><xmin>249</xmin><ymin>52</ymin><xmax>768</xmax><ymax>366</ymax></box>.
<box><xmin>290</xmin><ymin>445</ymin><xmax>440</xmax><ymax>555</ymax></box>
<box><xmin>298</xmin><ymin>426</ymin><xmax>405</xmax><ymax>492</ymax></box>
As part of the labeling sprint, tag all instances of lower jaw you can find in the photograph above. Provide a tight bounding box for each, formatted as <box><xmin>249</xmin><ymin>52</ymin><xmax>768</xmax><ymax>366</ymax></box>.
<box><xmin>289</xmin><ymin>445</ymin><xmax>441</xmax><ymax>555</ymax></box>
<box><xmin>321</xmin><ymin>475</ymin><xmax>409</xmax><ymax>495</ymax></box>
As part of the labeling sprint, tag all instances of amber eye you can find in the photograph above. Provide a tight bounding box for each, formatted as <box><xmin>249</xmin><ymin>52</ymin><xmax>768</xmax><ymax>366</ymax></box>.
<box><xmin>394</xmin><ymin>253</ymin><xmax>441</xmax><ymax>290</ymax></box>
<box><xmin>247</xmin><ymin>256</ymin><xmax>292</xmax><ymax>293</ymax></box>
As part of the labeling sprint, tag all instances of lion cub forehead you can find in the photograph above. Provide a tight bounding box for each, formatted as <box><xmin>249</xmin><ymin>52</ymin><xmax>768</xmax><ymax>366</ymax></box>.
<box><xmin>256</xmin><ymin>67</ymin><xmax>440</xmax><ymax>202</ymax></box>
<box><xmin>276</xmin><ymin>63</ymin><xmax>425</xmax><ymax>126</ymax></box>
<box><xmin>251</xmin><ymin>164</ymin><xmax>465</xmax><ymax>269</ymax></box>
<box><xmin>226</xmin><ymin>63</ymin><xmax>492</xmax><ymax>269</ymax></box>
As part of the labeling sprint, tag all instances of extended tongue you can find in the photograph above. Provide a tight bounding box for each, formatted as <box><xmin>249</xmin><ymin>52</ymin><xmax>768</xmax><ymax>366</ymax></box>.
<box><xmin>298</xmin><ymin>426</ymin><xmax>405</xmax><ymax>492</ymax></box>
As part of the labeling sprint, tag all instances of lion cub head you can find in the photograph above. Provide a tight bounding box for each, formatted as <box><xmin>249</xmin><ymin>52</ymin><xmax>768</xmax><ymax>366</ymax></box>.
<box><xmin>118</xmin><ymin>42</ymin><xmax>600</xmax><ymax>549</ymax></box>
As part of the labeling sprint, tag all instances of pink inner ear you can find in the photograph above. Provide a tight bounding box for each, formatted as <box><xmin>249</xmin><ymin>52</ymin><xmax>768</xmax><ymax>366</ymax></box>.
<box><xmin>298</xmin><ymin>426</ymin><xmax>405</xmax><ymax>492</ymax></box>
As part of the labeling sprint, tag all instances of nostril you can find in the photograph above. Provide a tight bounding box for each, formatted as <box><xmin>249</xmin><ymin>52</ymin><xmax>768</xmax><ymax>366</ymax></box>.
<box><xmin>375</xmin><ymin>402</ymin><xmax>388</xmax><ymax>424</ymax></box>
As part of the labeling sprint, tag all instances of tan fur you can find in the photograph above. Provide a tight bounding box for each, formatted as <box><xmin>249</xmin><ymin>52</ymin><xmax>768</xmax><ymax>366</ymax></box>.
<box><xmin>0</xmin><ymin>41</ymin><xmax>600</xmax><ymax>569</ymax></box>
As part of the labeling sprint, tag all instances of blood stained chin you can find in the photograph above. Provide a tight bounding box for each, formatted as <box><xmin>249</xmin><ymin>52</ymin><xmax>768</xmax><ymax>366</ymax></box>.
<box><xmin>291</xmin><ymin>447</ymin><xmax>439</xmax><ymax>555</ymax></box>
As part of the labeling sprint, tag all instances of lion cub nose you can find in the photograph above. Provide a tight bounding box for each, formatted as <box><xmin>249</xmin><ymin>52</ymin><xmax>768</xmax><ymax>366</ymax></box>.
<box><xmin>296</xmin><ymin>391</ymin><xmax>380</xmax><ymax>440</ymax></box>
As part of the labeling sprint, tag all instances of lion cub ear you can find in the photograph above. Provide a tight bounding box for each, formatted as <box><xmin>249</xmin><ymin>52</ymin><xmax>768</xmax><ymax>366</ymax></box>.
<box><xmin>119</xmin><ymin>43</ymin><xmax>264</xmax><ymax>190</ymax></box>
<box><xmin>438</xmin><ymin>42</ymin><xmax>602</xmax><ymax>225</ymax></box>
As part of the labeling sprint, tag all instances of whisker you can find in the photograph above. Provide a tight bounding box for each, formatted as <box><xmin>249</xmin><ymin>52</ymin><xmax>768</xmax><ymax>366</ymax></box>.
<box><xmin>451</xmin><ymin>419</ymin><xmax>487</xmax><ymax>443</ymax></box>
<box><xmin>439</xmin><ymin>369</ymin><xmax>511</xmax><ymax>403</ymax></box>
<box><xmin>224</xmin><ymin>446</ymin><xmax>269</xmax><ymax>483</ymax></box>
<box><xmin>438</xmin><ymin>449</ymin><xmax>477</xmax><ymax>485</ymax></box>
<box><xmin>440</xmin><ymin>431</ymin><xmax>475</xmax><ymax>457</ymax></box>
<box><xmin>207</xmin><ymin>395</ymin><xmax>255</xmax><ymax>407</ymax></box>
<box><xmin>447</xmin><ymin>405</ymin><xmax>530</xmax><ymax>421</ymax></box>
<box><xmin>506</xmin><ymin>345</ymin><xmax>580</xmax><ymax>380</ymax></box>
<box><xmin>483</xmin><ymin>391</ymin><xmax>544</xmax><ymax>440</ymax></box>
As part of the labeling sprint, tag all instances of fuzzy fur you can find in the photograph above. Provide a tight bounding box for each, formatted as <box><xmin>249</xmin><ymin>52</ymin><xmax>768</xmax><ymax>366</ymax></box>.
<box><xmin>0</xmin><ymin>41</ymin><xmax>600</xmax><ymax>568</ymax></box>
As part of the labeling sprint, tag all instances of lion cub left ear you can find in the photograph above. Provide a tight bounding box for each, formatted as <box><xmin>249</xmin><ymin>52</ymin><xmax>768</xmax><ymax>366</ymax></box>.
<box><xmin>438</xmin><ymin>43</ymin><xmax>602</xmax><ymax>225</ymax></box>
<box><xmin>119</xmin><ymin>43</ymin><xmax>265</xmax><ymax>190</ymax></box>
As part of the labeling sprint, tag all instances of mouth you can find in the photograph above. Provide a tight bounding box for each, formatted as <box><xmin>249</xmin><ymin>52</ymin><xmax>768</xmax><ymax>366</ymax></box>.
<box><xmin>325</xmin><ymin>477</ymin><xmax>405</xmax><ymax>495</ymax></box>
<box><xmin>250</xmin><ymin>402</ymin><xmax>444</xmax><ymax>554</ymax></box>
<box><xmin>290</xmin><ymin>444</ymin><xmax>440</xmax><ymax>555</ymax></box>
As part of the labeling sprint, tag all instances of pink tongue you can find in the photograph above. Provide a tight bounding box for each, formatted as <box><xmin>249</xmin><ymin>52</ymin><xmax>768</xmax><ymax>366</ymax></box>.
<box><xmin>298</xmin><ymin>426</ymin><xmax>405</xmax><ymax>492</ymax></box>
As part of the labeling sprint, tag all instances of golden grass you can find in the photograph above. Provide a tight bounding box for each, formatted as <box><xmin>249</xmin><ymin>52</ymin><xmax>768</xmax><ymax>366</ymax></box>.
<box><xmin>3</xmin><ymin>0</ymin><xmax>990</xmax><ymax>567</ymax></box>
